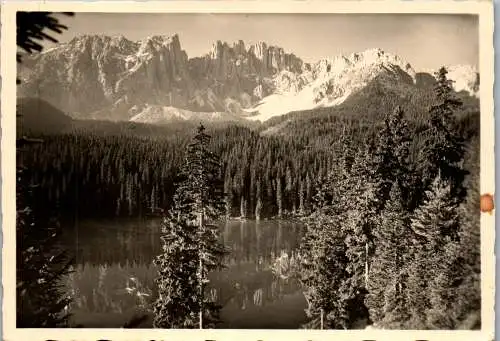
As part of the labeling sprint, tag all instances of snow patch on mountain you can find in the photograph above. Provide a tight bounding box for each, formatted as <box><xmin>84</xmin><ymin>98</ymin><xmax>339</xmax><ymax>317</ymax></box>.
<box><xmin>244</xmin><ymin>86</ymin><xmax>351</xmax><ymax>122</ymax></box>
<box><xmin>246</xmin><ymin>48</ymin><xmax>416</xmax><ymax>122</ymax></box>
<box><xmin>130</xmin><ymin>104</ymin><xmax>242</xmax><ymax>124</ymax></box>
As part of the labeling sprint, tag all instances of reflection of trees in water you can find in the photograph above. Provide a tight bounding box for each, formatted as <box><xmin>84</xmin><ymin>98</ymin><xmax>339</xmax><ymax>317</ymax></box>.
<box><xmin>208</xmin><ymin>266</ymin><xmax>300</xmax><ymax>311</ymax></box>
<box><xmin>64</xmin><ymin>262</ymin><xmax>156</xmax><ymax>319</ymax></box>
<box><xmin>65</xmin><ymin>219</ymin><xmax>304</xmax><ymax>321</ymax></box>
<box><xmin>253</xmin><ymin>288</ymin><xmax>263</xmax><ymax>306</ymax></box>
<box><xmin>67</xmin><ymin>219</ymin><xmax>303</xmax><ymax>268</ymax></box>
<box><xmin>240</xmin><ymin>221</ymin><xmax>245</xmax><ymax>262</ymax></box>
<box><xmin>255</xmin><ymin>222</ymin><xmax>262</xmax><ymax>269</ymax></box>
<box><xmin>243</xmin><ymin>278</ymin><xmax>297</xmax><ymax>310</ymax></box>
<box><xmin>65</xmin><ymin>220</ymin><xmax>162</xmax><ymax>266</ymax></box>
<box><xmin>223</xmin><ymin>220</ymin><xmax>303</xmax><ymax>270</ymax></box>
<box><xmin>271</xmin><ymin>250</ymin><xmax>301</xmax><ymax>280</ymax></box>
<box><xmin>276</xmin><ymin>220</ymin><xmax>282</xmax><ymax>252</ymax></box>
<box><xmin>207</xmin><ymin>219</ymin><xmax>303</xmax><ymax>311</ymax></box>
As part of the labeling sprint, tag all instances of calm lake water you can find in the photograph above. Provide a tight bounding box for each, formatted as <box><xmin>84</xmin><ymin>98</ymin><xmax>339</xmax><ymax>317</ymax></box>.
<box><xmin>63</xmin><ymin>219</ymin><xmax>308</xmax><ymax>328</ymax></box>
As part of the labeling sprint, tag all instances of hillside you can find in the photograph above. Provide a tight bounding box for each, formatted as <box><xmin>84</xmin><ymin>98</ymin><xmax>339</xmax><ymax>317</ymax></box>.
<box><xmin>17</xmin><ymin>98</ymin><xmax>73</xmax><ymax>135</ymax></box>
<box><xmin>260</xmin><ymin>75</ymin><xmax>479</xmax><ymax>137</ymax></box>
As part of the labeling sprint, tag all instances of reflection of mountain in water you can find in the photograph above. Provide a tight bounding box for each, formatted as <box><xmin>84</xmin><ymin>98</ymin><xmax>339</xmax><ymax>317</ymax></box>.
<box><xmin>64</xmin><ymin>219</ymin><xmax>306</xmax><ymax>328</ymax></box>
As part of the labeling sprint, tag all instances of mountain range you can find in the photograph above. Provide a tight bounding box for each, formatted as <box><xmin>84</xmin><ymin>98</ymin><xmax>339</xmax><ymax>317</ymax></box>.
<box><xmin>17</xmin><ymin>34</ymin><xmax>480</xmax><ymax>125</ymax></box>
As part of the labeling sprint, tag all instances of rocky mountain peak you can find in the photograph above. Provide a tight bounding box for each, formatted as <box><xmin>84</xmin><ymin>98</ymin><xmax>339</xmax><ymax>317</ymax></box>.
<box><xmin>18</xmin><ymin>34</ymin><xmax>478</xmax><ymax>124</ymax></box>
<box><xmin>67</xmin><ymin>34</ymin><xmax>135</xmax><ymax>51</ymax></box>
<box><xmin>138</xmin><ymin>34</ymin><xmax>182</xmax><ymax>55</ymax></box>
<box><xmin>313</xmin><ymin>48</ymin><xmax>416</xmax><ymax>83</ymax></box>
<box><xmin>209</xmin><ymin>40</ymin><xmax>230</xmax><ymax>59</ymax></box>
<box><xmin>233</xmin><ymin>40</ymin><xmax>246</xmax><ymax>54</ymax></box>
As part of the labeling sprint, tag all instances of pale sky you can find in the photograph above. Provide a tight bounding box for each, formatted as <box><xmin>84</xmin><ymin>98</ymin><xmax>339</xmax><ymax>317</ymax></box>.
<box><xmin>46</xmin><ymin>13</ymin><xmax>478</xmax><ymax>71</ymax></box>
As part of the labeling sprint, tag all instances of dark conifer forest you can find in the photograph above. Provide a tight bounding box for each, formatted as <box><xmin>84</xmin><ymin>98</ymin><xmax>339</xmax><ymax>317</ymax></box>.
<box><xmin>18</xmin><ymin>84</ymin><xmax>479</xmax><ymax>224</ymax></box>
<box><xmin>297</xmin><ymin>69</ymin><xmax>481</xmax><ymax>330</ymax></box>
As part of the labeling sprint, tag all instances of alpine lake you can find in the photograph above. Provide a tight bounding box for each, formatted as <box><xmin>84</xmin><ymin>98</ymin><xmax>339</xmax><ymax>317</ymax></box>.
<box><xmin>63</xmin><ymin>218</ymin><xmax>308</xmax><ymax>328</ymax></box>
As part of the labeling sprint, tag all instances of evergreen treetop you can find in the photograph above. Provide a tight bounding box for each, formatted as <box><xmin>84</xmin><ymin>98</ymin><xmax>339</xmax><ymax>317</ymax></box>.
<box><xmin>153</xmin><ymin>124</ymin><xmax>227</xmax><ymax>329</ymax></box>
<box><xmin>421</xmin><ymin>66</ymin><xmax>467</xmax><ymax>202</ymax></box>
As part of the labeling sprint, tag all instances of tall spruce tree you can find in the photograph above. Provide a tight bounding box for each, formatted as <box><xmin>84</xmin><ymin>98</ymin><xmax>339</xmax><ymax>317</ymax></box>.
<box><xmin>298</xmin><ymin>179</ymin><xmax>305</xmax><ymax>215</ymax></box>
<box><xmin>386</xmin><ymin>106</ymin><xmax>415</xmax><ymax>210</ymax></box>
<box><xmin>407</xmin><ymin>176</ymin><xmax>461</xmax><ymax>329</ymax></box>
<box><xmin>362</xmin><ymin>106</ymin><xmax>414</xmax><ymax>327</ymax></box>
<box><xmin>427</xmin><ymin>137</ymin><xmax>480</xmax><ymax>329</ymax></box>
<box><xmin>341</xmin><ymin>144</ymin><xmax>379</xmax><ymax>311</ymax></box>
<box><xmin>153</xmin><ymin>124</ymin><xmax>227</xmax><ymax>328</ymax></box>
<box><xmin>420</xmin><ymin>67</ymin><xmax>467</xmax><ymax>202</ymax></box>
<box><xmin>366</xmin><ymin>182</ymin><xmax>411</xmax><ymax>328</ymax></box>
<box><xmin>224</xmin><ymin>175</ymin><xmax>233</xmax><ymax>217</ymax></box>
<box><xmin>153</xmin><ymin>213</ymin><xmax>199</xmax><ymax>328</ymax></box>
<box><xmin>344</xmin><ymin>107</ymin><xmax>411</xmax><ymax>310</ymax></box>
<box><xmin>369</xmin><ymin>106</ymin><xmax>412</xmax><ymax>211</ymax></box>
<box><xmin>452</xmin><ymin>160</ymin><xmax>481</xmax><ymax>328</ymax></box>
<box><xmin>299</xmin><ymin>145</ymin><xmax>362</xmax><ymax>329</ymax></box>
<box><xmin>276</xmin><ymin>177</ymin><xmax>283</xmax><ymax>218</ymax></box>
<box><xmin>255</xmin><ymin>179</ymin><xmax>262</xmax><ymax>220</ymax></box>
<box><xmin>303</xmin><ymin>106</ymin><xmax>416</xmax><ymax>329</ymax></box>
<box><xmin>299</xmin><ymin>206</ymin><xmax>351</xmax><ymax>329</ymax></box>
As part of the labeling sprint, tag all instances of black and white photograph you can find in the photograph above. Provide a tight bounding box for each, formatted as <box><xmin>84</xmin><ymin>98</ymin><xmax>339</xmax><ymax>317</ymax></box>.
<box><xmin>3</xmin><ymin>1</ymin><xmax>495</xmax><ymax>339</ymax></box>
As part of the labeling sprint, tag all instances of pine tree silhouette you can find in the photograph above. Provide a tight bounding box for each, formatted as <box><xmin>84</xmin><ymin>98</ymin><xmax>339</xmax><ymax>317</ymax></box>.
<box><xmin>153</xmin><ymin>124</ymin><xmax>227</xmax><ymax>328</ymax></box>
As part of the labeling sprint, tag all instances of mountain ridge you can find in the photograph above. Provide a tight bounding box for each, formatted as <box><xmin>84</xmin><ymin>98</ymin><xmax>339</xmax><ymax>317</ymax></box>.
<box><xmin>18</xmin><ymin>34</ymin><xmax>480</xmax><ymax>124</ymax></box>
